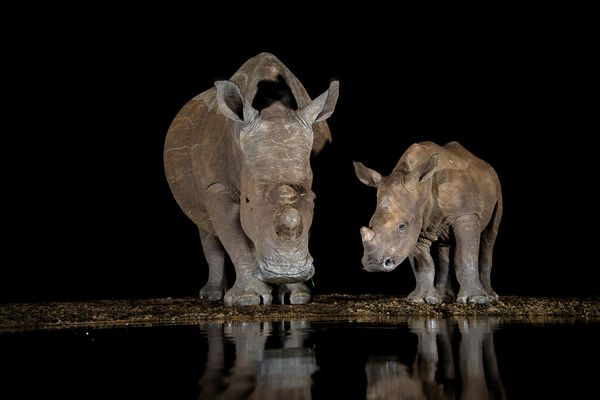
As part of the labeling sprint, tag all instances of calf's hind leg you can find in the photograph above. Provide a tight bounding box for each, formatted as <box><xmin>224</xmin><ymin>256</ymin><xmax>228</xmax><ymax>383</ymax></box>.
<box><xmin>435</xmin><ymin>244</ymin><xmax>454</xmax><ymax>301</ymax></box>
<box><xmin>452</xmin><ymin>215</ymin><xmax>489</xmax><ymax>304</ymax></box>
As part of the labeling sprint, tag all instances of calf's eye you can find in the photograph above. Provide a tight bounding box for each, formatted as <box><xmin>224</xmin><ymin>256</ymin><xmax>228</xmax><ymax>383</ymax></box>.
<box><xmin>398</xmin><ymin>224</ymin><xmax>406</xmax><ymax>231</ymax></box>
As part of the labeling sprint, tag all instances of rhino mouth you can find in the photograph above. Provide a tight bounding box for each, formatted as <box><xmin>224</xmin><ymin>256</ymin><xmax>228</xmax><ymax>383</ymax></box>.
<box><xmin>256</xmin><ymin>257</ymin><xmax>314</xmax><ymax>284</ymax></box>
<box><xmin>362</xmin><ymin>257</ymin><xmax>398</xmax><ymax>272</ymax></box>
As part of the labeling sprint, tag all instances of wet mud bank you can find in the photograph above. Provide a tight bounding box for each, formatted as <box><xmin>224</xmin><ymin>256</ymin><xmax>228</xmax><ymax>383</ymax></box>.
<box><xmin>1</xmin><ymin>294</ymin><xmax>598</xmax><ymax>331</ymax></box>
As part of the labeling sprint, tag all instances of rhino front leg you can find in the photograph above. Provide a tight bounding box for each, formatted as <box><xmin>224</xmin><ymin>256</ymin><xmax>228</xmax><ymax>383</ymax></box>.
<box><xmin>407</xmin><ymin>244</ymin><xmax>441</xmax><ymax>305</ymax></box>
<box><xmin>452</xmin><ymin>215</ymin><xmax>489</xmax><ymax>304</ymax></box>
<box><xmin>277</xmin><ymin>283</ymin><xmax>311</xmax><ymax>304</ymax></box>
<box><xmin>205</xmin><ymin>184</ymin><xmax>272</xmax><ymax>306</ymax></box>
<box><xmin>435</xmin><ymin>244</ymin><xmax>455</xmax><ymax>301</ymax></box>
<box><xmin>198</xmin><ymin>228</ymin><xmax>228</xmax><ymax>301</ymax></box>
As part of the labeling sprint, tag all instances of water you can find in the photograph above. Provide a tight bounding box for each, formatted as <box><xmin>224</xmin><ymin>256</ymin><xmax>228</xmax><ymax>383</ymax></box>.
<box><xmin>2</xmin><ymin>318</ymin><xmax>598</xmax><ymax>399</ymax></box>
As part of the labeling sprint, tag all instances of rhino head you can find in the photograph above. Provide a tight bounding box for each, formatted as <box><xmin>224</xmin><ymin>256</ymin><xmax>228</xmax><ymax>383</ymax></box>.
<box><xmin>353</xmin><ymin>153</ymin><xmax>439</xmax><ymax>272</ymax></box>
<box><xmin>215</xmin><ymin>79</ymin><xmax>339</xmax><ymax>284</ymax></box>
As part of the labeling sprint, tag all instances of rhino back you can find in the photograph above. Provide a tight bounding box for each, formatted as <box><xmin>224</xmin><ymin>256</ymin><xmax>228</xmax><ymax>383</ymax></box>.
<box><xmin>230</xmin><ymin>52</ymin><xmax>332</xmax><ymax>153</ymax></box>
<box><xmin>433</xmin><ymin>142</ymin><xmax>501</xmax><ymax>228</ymax></box>
<box><xmin>164</xmin><ymin>88</ymin><xmax>238</xmax><ymax>226</ymax></box>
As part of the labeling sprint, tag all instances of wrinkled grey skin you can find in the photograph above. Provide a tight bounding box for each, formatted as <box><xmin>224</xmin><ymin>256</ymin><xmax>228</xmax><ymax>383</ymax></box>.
<box><xmin>354</xmin><ymin>141</ymin><xmax>502</xmax><ymax>305</ymax></box>
<box><xmin>164</xmin><ymin>53</ymin><xmax>338</xmax><ymax>306</ymax></box>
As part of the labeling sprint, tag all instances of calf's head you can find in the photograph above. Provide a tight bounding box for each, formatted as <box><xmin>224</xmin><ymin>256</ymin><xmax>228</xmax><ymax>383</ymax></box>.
<box><xmin>215</xmin><ymin>79</ymin><xmax>339</xmax><ymax>283</ymax></box>
<box><xmin>353</xmin><ymin>153</ymin><xmax>438</xmax><ymax>272</ymax></box>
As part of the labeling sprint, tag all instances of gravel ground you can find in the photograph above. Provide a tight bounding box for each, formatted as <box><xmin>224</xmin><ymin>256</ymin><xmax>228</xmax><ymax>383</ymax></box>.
<box><xmin>1</xmin><ymin>294</ymin><xmax>599</xmax><ymax>331</ymax></box>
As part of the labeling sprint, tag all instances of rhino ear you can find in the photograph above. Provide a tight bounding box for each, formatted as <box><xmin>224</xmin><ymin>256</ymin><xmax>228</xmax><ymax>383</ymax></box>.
<box><xmin>299</xmin><ymin>80</ymin><xmax>339</xmax><ymax>124</ymax></box>
<box><xmin>214</xmin><ymin>80</ymin><xmax>258</xmax><ymax>123</ymax></box>
<box><xmin>404</xmin><ymin>153</ymin><xmax>439</xmax><ymax>188</ymax></box>
<box><xmin>353</xmin><ymin>161</ymin><xmax>382</xmax><ymax>187</ymax></box>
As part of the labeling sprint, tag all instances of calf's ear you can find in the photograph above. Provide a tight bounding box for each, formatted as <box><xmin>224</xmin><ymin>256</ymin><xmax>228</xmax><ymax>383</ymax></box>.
<box><xmin>353</xmin><ymin>161</ymin><xmax>382</xmax><ymax>187</ymax></box>
<box><xmin>404</xmin><ymin>153</ymin><xmax>439</xmax><ymax>188</ymax></box>
<box><xmin>214</xmin><ymin>80</ymin><xmax>258</xmax><ymax>123</ymax></box>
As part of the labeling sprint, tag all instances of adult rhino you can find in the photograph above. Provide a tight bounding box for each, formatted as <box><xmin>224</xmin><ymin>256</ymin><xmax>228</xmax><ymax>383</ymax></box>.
<box><xmin>354</xmin><ymin>141</ymin><xmax>502</xmax><ymax>305</ymax></box>
<box><xmin>164</xmin><ymin>53</ymin><xmax>339</xmax><ymax>306</ymax></box>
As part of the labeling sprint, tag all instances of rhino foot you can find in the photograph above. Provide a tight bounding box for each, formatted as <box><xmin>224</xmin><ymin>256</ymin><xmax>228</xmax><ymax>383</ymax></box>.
<box><xmin>224</xmin><ymin>277</ymin><xmax>272</xmax><ymax>307</ymax></box>
<box><xmin>407</xmin><ymin>288</ymin><xmax>441</xmax><ymax>305</ymax></box>
<box><xmin>485</xmin><ymin>289</ymin><xmax>500</xmax><ymax>303</ymax></box>
<box><xmin>277</xmin><ymin>283</ymin><xmax>312</xmax><ymax>304</ymax></box>
<box><xmin>435</xmin><ymin>285</ymin><xmax>455</xmax><ymax>302</ymax></box>
<box><xmin>199</xmin><ymin>283</ymin><xmax>227</xmax><ymax>301</ymax></box>
<box><xmin>457</xmin><ymin>289</ymin><xmax>490</xmax><ymax>305</ymax></box>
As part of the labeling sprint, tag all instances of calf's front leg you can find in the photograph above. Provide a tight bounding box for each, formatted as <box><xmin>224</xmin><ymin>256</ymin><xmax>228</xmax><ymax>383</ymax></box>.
<box><xmin>407</xmin><ymin>243</ymin><xmax>441</xmax><ymax>304</ymax></box>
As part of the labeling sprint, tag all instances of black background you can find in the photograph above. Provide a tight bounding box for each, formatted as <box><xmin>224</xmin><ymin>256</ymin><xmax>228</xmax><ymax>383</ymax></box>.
<box><xmin>3</xmin><ymin>10</ymin><xmax>595</xmax><ymax>301</ymax></box>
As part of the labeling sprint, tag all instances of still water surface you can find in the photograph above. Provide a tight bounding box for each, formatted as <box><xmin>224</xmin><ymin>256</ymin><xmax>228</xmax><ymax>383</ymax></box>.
<box><xmin>2</xmin><ymin>318</ymin><xmax>598</xmax><ymax>399</ymax></box>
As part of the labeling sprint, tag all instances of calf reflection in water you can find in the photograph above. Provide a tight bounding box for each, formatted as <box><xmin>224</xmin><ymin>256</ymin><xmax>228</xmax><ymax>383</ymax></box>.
<box><xmin>198</xmin><ymin>321</ymin><xmax>316</xmax><ymax>399</ymax></box>
<box><xmin>365</xmin><ymin>319</ymin><xmax>506</xmax><ymax>400</ymax></box>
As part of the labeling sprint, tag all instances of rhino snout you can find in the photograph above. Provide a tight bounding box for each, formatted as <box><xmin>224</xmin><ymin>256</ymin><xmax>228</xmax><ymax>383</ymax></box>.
<box><xmin>362</xmin><ymin>255</ymin><xmax>398</xmax><ymax>272</ymax></box>
<box><xmin>257</xmin><ymin>256</ymin><xmax>314</xmax><ymax>284</ymax></box>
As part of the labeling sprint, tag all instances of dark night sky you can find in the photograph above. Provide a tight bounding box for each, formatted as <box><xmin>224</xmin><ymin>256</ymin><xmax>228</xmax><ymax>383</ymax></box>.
<box><xmin>3</xmin><ymin>12</ymin><xmax>595</xmax><ymax>301</ymax></box>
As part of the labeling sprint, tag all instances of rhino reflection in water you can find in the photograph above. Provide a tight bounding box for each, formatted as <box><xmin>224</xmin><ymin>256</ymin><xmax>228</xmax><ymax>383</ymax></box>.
<box><xmin>165</xmin><ymin>53</ymin><xmax>339</xmax><ymax>306</ymax></box>
<box><xmin>365</xmin><ymin>318</ymin><xmax>506</xmax><ymax>400</ymax></box>
<box><xmin>197</xmin><ymin>321</ymin><xmax>316</xmax><ymax>400</ymax></box>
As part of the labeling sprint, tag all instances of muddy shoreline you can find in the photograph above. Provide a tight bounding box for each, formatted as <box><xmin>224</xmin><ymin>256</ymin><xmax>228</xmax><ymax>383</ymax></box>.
<box><xmin>1</xmin><ymin>294</ymin><xmax>598</xmax><ymax>332</ymax></box>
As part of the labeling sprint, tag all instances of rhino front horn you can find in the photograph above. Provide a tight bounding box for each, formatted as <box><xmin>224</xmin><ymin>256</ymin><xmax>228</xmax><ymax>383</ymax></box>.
<box><xmin>360</xmin><ymin>227</ymin><xmax>375</xmax><ymax>242</ymax></box>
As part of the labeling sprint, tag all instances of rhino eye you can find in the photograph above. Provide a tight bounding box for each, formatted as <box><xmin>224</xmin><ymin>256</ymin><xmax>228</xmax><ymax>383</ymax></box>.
<box><xmin>290</xmin><ymin>184</ymin><xmax>306</xmax><ymax>195</ymax></box>
<box><xmin>398</xmin><ymin>224</ymin><xmax>406</xmax><ymax>231</ymax></box>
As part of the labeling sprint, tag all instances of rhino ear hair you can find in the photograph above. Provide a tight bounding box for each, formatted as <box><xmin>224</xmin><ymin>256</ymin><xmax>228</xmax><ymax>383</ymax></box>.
<box><xmin>214</xmin><ymin>80</ymin><xmax>258</xmax><ymax>123</ymax></box>
<box><xmin>299</xmin><ymin>80</ymin><xmax>339</xmax><ymax>124</ymax></box>
<box><xmin>405</xmin><ymin>153</ymin><xmax>439</xmax><ymax>187</ymax></box>
<box><xmin>353</xmin><ymin>161</ymin><xmax>382</xmax><ymax>187</ymax></box>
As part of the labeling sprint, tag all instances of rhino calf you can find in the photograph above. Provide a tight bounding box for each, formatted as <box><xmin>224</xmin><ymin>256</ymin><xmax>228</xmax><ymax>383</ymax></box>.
<box><xmin>354</xmin><ymin>141</ymin><xmax>502</xmax><ymax>304</ymax></box>
<box><xmin>164</xmin><ymin>53</ymin><xmax>338</xmax><ymax>306</ymax></box>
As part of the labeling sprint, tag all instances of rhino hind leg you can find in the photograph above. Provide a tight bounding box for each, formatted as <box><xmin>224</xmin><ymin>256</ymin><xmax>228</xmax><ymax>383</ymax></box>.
<box><xmin>479</xmin><ymin>199</ymin><xmax>502</xmax><ymax>303</ymax></box>
<box><xmin>198</xmin><ymin>228</ymin><xmax>228</xmax><ymax>301</ymax></box>
<box><xmin>452</xmin><ymin>215</ymin><xmax>489</xmax><ymax>304</ymax></box>
<box><xmin>479</xmin><ymin>233</ymin><xmax>499</xmax><ymax>303</ymax></box>
<box><xmin>277</xmin><ymin>283</ymin><xmax>312</xmax><ymax>304</ymax></box>
<box><xmin>434</xmin><ymin>244</ymin><xmax>455</xmax><ymax>301</ymax></box>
